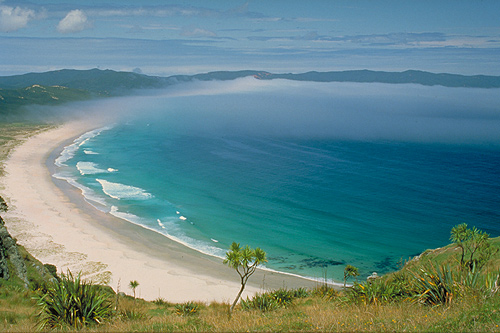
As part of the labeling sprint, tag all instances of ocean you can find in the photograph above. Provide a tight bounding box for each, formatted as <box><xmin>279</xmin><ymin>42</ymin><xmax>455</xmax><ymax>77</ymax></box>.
<box><xmin>52</xmin><ymin>79</ymin><xmax>500</xmax><ymax>282</ymax></box>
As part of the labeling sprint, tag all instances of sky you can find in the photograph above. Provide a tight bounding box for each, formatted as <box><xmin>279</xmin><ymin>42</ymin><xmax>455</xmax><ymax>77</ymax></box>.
<box><xmin>1</xmin><ymin>0</ymin><xmax>500</xmax><ymax>77</ymax></box>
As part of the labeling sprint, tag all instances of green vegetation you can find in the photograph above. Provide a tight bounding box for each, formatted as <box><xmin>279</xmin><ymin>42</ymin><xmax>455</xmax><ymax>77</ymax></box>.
<box><xmin>223</xmin><ymin>242</ymin><xmax>267</xmax><ymax>312</ymax></box>
<box><xmin>0</xmin><ymin>85</ymin><xmax>92</xmax><ymax>113</ymax></box>
<box><xmin>129</xmin><ymin>280</ymin><xmax>139</xmax><ymax>299</ymax></box>
<box><xmin>175</xmin><ymin>302</ymin><xmax>200</xmax><ymax>317</ymax></box>
<box><xmin>0</xmin><ymin>196</ymin><xmax>7</xmax><ymax>213</ymax></box>
<box><xmin>450</xmin><ymin>223</ymin><xmax>497</xmax><ymax>270</ymax></box>
<box><xmin>34</xmin><ymin>271</ymin><xmax>113</xmax><ymax>329</ymax></box>
<box><xmin>344</xmin><ymin>264</ymin><xmax>359</xmax><ymax>288</ymax></box>
<box><xmin>241</xmin><ymin>288</ymin><xmax>309</xmax><ymax>312</ymax></box>
<box><xmin>0</xmin><ymin>68</ymin><xmax>167</xmax><ymax>95</ymax></box>
<box><xmin>0</xmin><ymin>68</ymin><xmax>167</xmax><ymax>115</ymax></box>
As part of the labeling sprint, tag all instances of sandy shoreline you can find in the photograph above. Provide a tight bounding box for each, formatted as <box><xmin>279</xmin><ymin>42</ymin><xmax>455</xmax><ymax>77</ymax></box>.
<box><xmin>1</xmin><ymin>118</ymin><xmax>317</xmax><ymax>302</ymax></box>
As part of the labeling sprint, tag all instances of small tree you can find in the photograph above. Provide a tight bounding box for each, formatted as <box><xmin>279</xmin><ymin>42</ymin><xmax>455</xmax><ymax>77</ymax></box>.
<box><xmin>464</xmin><ymin>227</ymin><xmax>492</xmax><ymax>270</ymax></box>
<box><xmin>129</xmin><ymin>280</ymin><xmax>139</xmax><ymax>299</ymax></box>
<box><xmin>343</xmin><ymin>265</ymin><xmax>359</xmax><ymax>288</ymax></box>
<box><xmin>223</xmin><ymin>242</ymin><xmax>267</xmax><ymax>312</ymax></box>
<box><xmin>450</xmin><ymin>223</ymin><xmax>469</xmax><ymax>266</ymax></box>
<box><xmin>450</xmin><ymin>223</ymin><xmax>496</xmax><ymax>271</ymax></box>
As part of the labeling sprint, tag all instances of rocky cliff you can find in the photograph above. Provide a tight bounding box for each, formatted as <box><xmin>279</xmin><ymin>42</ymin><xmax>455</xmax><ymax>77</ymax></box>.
<box><xmin>0</xmin><ymin>195</ymin><xmax>56</xmax><ymax>288</ymax></box>
<box><xmin>0</xmin><ymin>215</ymin><xmax>29</xmax><ymax>287</ymax></box>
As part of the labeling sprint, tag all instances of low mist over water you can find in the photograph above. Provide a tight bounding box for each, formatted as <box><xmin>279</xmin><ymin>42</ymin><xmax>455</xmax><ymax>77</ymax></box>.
<box><xmin>118</xmin><ymin>78</ymin><xmax>500</xmax><ymax>144</ymax></box>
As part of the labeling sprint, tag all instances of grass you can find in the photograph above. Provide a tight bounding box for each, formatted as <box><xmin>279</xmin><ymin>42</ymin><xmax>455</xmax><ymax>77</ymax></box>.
<box><xmin>0</xmin><ymin>261</ymin><xmax>498</xmax><ymax>332</ymax></box>
<box><xmin>0</xmin><ymin>268</ymin><xmax>497</xmax><ymax>332</ymax></box>
<box><xmin>90</xmin><ymin>292</ymin><xmax>500</xmax><ymax>332</ymax></box>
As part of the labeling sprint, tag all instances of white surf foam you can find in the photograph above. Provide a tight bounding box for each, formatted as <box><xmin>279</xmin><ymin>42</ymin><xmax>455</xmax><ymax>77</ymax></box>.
<box><xmin>96</xmin><ymin>179</ymin><xmax>153</xmax><ymax>200</ymax></box>
<box><xmin>76</xmin><ymin>161</ymin><xmax>109</xmax><ymax>175</ymax></box>
<box><xmin>53</xmin><ymin>172</ymin><xmax>107</xmax><ymax>207</ymax></box>
<box><xmin>106</xmin><ymin>207</ymin><xmax>226</xmax><ymax>258</ymax></box>
<box><xmin>157</xmin><ymin>219</ymin><xmax>166</xmax><ymax>229</ymax></box>
<box><xmin>55</xmin><ymin>125</ymin><xmax>112</xmax><ymax>167</ymax></box>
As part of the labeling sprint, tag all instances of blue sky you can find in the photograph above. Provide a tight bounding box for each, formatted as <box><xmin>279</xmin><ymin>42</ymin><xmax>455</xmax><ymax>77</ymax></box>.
<box><xmin>1</xmin><ymin>0</ymin><xmax>499</xmax><ymax>76</ymax></box>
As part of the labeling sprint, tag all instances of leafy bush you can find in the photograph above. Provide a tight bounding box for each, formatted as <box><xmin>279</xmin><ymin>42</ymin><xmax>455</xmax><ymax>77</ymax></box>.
<box><xmin>35</xmin><ymin>271</ymin><xmax>112</xmax><ymax>329</ymax></box>
<box><xmin>241</xmin><ymin>288</ymin><xmax>309</xmax><ymax>312</ymax></box>
<box><xmin>152</xmin><ymin>297</ymin><xmax>171</xmax><ymax>306</ymax></box>
<box><xmin>311</xmin><ymin>285</ymin><xmax>338</xmax><ymax>300</ymax></box>
<box><xmin>43</xmin><ymin>264</ymin><xmax>58</xmax><ymax>280</ymax></box>
<box><xmin>271</xmin><ymin>288</ymin><xmax>298</xmax><ymax>307</ymax></box>
<box><xmin>240</xmin><ymin>293</ymin><xmax>280</xmax><ymax>312</ymax></box>
<box><xmin>347</xmin><ymin>278</ymin><xmax>403</xmax><ymax>305</ymax></box>
<box><xmin>290</xmin><ymin>287</ymin><xmax>310</xmax><ymax>298</ymax></box>
<box><xmin>175</xmin><ymin>302</ymin><xmax>199</xmax><ymax>316</ymax></box>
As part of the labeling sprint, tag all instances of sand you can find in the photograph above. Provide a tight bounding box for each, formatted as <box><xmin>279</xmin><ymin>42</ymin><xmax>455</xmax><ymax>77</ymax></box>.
<box><xmin>0</xmin><ymin>118</ymin><xmax>317</xmax><ymax>302</ymax></box>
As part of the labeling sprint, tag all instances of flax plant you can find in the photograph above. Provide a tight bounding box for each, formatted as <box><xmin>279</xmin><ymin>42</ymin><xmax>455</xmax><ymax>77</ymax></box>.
<box><xmin>35</xmin><ymin>271</ymin><xmax>112</xmax><ymax>329</ymax></box>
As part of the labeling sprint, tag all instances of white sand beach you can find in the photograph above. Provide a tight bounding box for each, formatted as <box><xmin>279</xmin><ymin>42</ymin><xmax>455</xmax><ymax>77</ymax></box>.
<box><xmin>0</xmin><ymin>119</ymin><xmax>316</xmax><ymax>302</ymax></box>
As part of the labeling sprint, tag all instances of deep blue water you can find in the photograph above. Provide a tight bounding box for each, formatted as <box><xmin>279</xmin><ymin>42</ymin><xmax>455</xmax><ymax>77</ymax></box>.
<box><xmin>53</xmin><ymin>80</ymin><xmax>500</xmax><ymax>282</ymax></box>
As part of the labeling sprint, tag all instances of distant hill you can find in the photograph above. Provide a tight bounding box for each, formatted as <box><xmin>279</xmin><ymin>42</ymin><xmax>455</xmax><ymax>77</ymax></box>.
<box><xmin>0</xmin><ymin>69</ymin><xmax>169</xmax><ymax>115</ymax></box>
<box><xmin>253</xmin><ymin>70</ymin><xmax>500</xmax><ymax>88</ymax></box>
<box><xmin>0</xmin><ymin>68</ymin><xmax>167</xmax><ymax>96</ymax></box>
<box><xmin>169</xmin><ymin>70</ymin><xmax>263</xmax><ymax>83</ymax></box>
<box><xmin>0</xmin><ymin>85</ymin><xmax>91</xmax><ymax>110</ymax></box>
<box><xmin>1</xmin><ymin>68</ymin><xmax>499</xmax><ymax>115</ymax></box>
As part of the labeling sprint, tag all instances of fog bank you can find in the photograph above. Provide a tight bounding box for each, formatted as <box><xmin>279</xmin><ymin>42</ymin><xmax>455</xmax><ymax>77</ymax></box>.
<box><xmin>24</xmin><ymin>77</ymin><xmax>500</xmax><ymax>145</ymax></box>
<box><xmin>130</xmin><ymin>78</ymin><xmax>500</xmax><ymax>145</ymax></box>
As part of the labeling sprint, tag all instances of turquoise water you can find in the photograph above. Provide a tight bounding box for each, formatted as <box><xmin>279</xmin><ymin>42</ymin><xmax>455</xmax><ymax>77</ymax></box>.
<box><xmin>53</xmin><ymin>80</ymin><xmax>500</xmax><ymax>282</ymax></box>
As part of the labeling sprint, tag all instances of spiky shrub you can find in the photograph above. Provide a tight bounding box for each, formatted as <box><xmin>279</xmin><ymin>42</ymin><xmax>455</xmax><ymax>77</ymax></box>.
<box><xmin>152</xmin><ymin>297</ymin><xmax>171</xmax><ymax>306</ymax></box>
<box><xmin>241</xmin><ymin>288</ymin><xmax>307</xmax><ymax>312</ymax></box>
<box><xmin>291</xmin><ymin>287</ymin><xmax>310</xmax><ymax>298</ymax></box>
<box><xmin>120</xmin><ymin>308</ymin><xmax>148</xmax><ymax>321</ymax></box>
<box><xmin>35</xmin><ymin>271</ymin><xmax>112</xmax><ymax>329</ymax></box>
<box><xmin>240</xmin><ymin>293</ymin><xmax>280</xmax><ymax>312</ymax></box>
<box><xmin>484</xmin><ymin>269</ymin><xmax>500</xmax><ymax>296</ymax></box>
<box><xmin>348</xmin><ymin>278</ymin><xmax>403</xmax><ymax>305</ymax></box>
<box><xmin>174</xmin><ymin>302</ymin><xmax>199</xmax><ymax>316</ymax></box>
<box><xmin>410</xmin><ymin>262</ymin><xmax>500</xmax><ymax>307</ymax></box>
<box><xmin>271</xmin><ymin>288</ymin><xmax>298</xmax><ymax>307</ymax></box>
<box><xmin>411</xmin><ymin>263</ymin><xmax>459</xmax><ymax>305</ymax></box>
<box><xmin>312</xmin><ymin>285</ymin><xmax>339</xmax><ymax>300</ymax></box>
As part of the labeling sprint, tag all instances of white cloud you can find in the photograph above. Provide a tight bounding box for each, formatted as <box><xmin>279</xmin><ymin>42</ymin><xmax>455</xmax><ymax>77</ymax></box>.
<box><xmin>57</xmin><ymin>9</ymin><xmax>90</xmax><ymax>33</ymax></box>
<box><xmin>181</xmin><ymin>26</ymin><xmax>216</xmax><ymax>38</ymax></box>
<box><xmin>0</xmin><ymin>5</ymin><xmax>36</xmax><ymax>32</ymax></box>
